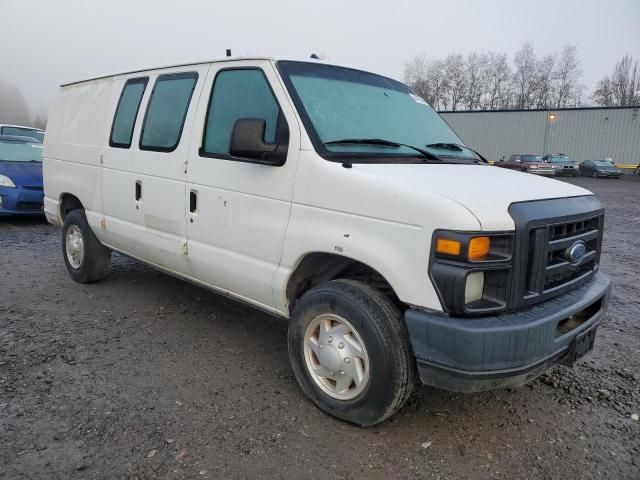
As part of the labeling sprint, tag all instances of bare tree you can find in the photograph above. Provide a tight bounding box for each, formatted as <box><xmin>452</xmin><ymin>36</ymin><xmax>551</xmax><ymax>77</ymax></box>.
<box><xmin>464</xmin><ymin>52</ymin><xmax>488</xmax><ymax>110</ymax></box>
<box><xmin>484</xmin><ymin>52</ymin><xmax>511</xmax><ymax>109</ymax></box>
<box><xmin>532</xmin><ymin>54</ymin><xmax>556</xmax><ymax>108</ymax></box>
<box><xmin>0</xmin><ymin>79</ymin><xmax>31</xmax><ymax>125</ymax></box>
<box><xmin>512</xmin><ymin>43</ymin><xmax>536</xmax><ymax>109</ymax></box>
<box><xmin>403</xmin><ymin>44</ymin><xmax>640</xmax><ymax>110</ymax></box>
<box><xmin>554</xmin><ymin>44</ymin><xmax>583</xmax><ymax>107</ymax></box>
<box><xmin>443</xmin><ymin>54</ymin><xmax>466</xmax><ymax>111</ymax></box>
<box><xmin>591</xmin><ymin>76</ymin><xmax>614</xmax><ymax>106</ymax></box>
<box><xmin>610</xmin><ymin>54</ymin><xmax>639</xmax><ymax>106</ymax></box>
<box><xmin>426</xmin><ymin>60</ymin><xmax>449</xmax><ymax>110</ymax></box>
<box><xmin>404</xmin><ymin>55</ymin><xmax>435</xmax><ymax>103</ymax></box>
<box><xmin>404</xmin><ymin>56</ymin><xmax>449</xmax><ymax>110</ymax></box>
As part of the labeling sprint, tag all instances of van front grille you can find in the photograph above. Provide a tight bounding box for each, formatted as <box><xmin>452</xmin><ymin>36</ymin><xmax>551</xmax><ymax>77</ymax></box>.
<box><xmin>508</xmin><ymin>196</ymin><xmax>604</xmax><ymax>311</ymax></box>
<box><xmin>523</xmin><ymin>214</ymin><xmax>602</xmax><ymax>300</ymax></box>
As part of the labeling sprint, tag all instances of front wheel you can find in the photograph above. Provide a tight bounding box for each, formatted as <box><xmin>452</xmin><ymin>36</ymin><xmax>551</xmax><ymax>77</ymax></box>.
<box><xmin>288</xmin><ymin>280</ymin><xmax>415</xmax><ymax>426</ymax></box>
<box><xmin>62</xmin><ymin>209</ymin><xmax>111</xmax><ymax>283</ymax></box>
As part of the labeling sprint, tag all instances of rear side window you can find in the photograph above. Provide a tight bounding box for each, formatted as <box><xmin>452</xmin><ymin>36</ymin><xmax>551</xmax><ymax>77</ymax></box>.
<box><xmin>201</xmin><ymin>68</ymin><xmax>288</xmax><ymax>157</ymax></box>
<box><xmin>140</xmin><ymin>72</ymin><xmax>198</xmax><ymax>152</ymax></box>
<box><xmin>110</xmin><ymin>77</ymin><xmax>148</xmax><ymax>148</ymax></box>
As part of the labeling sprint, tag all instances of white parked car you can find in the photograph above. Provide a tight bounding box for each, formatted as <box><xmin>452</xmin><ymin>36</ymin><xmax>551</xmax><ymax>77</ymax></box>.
<box><xmin>43</xmin><ymin>56</ymin><xmax>611</xmax><ymax>426</ymax></box>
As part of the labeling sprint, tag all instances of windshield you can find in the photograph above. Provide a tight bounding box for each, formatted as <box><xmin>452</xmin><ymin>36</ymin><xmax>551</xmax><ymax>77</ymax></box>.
<box><xmin>595</xmin><ymin>161</ymin><xmax>615</xmax><ymax>167</ymax></box>
<box><xmin>550</xmin><ymin>155</ymin><xmax>570</xmax><ymax>163</ymax></box>
<box><xmin>277</xmin><ymin>61</ymin><xmax>475</xmax><ymax>162</ymax></box>
<box><xmin>0</xmin><ymin>126</ymin><xmax>44</xmax><ymax>143</ymax></box>
<box><xmin>0</xmin><ymin>140</ymin><xmax>43</xmax><ymax>162</ymax></box>
<box><xmin>521</xmin><ymin>155</ymin><xmax>543</xmax><ymax>162</ymax></box>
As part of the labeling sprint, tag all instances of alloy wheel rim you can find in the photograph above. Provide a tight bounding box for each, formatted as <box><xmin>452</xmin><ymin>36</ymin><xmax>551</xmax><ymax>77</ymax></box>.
<box><xmin>65</xmin><ymin>225</ymin><xmax>84</xmax><ymax>269</ymax></box>
<box><xmin>303</xmin><ymin>313</ymin><xmax>370</xmax><ymax>400</ymax></box>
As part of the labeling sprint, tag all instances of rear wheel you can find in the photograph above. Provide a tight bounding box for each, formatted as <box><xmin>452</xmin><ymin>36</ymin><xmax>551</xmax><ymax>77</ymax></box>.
<box><xmin>62</xmin><ymin>209</ymin><xmax>111</xmax><ymax>283</ymax></box>
<box><xmin>288</xmin><ymin>280</ymin><xmax>415</xmax><ymax>426</ymax></box>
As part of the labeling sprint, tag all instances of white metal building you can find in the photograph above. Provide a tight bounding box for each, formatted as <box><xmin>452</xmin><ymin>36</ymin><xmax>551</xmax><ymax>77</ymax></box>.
<box><xmin>441</xmin><ymin>106</ymin><xmax>640</xmax><ymax>170</ymax></box>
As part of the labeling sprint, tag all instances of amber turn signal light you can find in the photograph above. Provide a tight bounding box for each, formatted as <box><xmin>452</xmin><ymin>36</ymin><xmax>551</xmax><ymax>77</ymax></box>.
<box><xmin>468</xmin><ymin>236</ymin><xmax>490</xmax><ymax>261</ymax></box>
<box><xmin>436</xmin><ymin>238</ymin><xmax>461</xmax><ymax>256</ymax></box>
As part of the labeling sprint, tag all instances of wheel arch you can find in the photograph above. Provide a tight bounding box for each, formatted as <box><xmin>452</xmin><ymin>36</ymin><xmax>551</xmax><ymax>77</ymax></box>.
<box><xmin>285</xmin><ymin>252</ymin><xmax>402</xmax><ymax>312</ymax></box>
<box><xmin>59</xmin><ymin>193</ymin><xmax>84</xmax><ymax>220</ymax></box>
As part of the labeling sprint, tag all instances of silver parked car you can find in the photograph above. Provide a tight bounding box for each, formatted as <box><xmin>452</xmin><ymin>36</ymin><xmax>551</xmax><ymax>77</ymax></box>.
<box><xmin>543</xmin><ymin>153</ymin><xmax>579</xmax><ymax>177</ymax></box>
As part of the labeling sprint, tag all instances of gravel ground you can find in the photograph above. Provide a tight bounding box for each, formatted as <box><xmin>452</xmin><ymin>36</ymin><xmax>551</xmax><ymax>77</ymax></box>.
<box><xmin>1</xmin><ymin>176</ymin><xmax>639</xmax><ymax>480</ymax></box>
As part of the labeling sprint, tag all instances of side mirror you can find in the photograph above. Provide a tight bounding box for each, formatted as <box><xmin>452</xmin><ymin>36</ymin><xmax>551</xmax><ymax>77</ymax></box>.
<box><xmin>229</xmin><ymin>118</ymin><xmax>287</xmax><ymax>166</ymax></box>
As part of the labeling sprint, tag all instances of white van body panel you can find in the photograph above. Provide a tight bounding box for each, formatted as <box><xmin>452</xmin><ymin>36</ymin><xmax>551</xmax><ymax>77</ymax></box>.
<box><xmin>43</xmin><ymin>79</ymin><xmax>113</xmax><ymax>226</ymax></box>
<box><xmin>274</xmin><ymin>150</ymin><xmax>481</xmax><ymax>312</ymax></box>
<box><xmin>43</xmin><ymin>56</ymin><xmax>596</xmax><ymax>318</ymax></box>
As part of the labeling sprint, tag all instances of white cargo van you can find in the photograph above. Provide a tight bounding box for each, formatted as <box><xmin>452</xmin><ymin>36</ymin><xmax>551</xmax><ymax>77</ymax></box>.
<box><xmin>43</xmin><ymin>56</ymin><xmax>611</xmax><ymax>426</ymax></box>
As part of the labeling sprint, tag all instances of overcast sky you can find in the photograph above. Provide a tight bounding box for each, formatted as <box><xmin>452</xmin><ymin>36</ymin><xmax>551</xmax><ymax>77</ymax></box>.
<box><xmin>2</xmin><ymin>0</ymin><xmax>639</xmax><ymax>116</ymax></box>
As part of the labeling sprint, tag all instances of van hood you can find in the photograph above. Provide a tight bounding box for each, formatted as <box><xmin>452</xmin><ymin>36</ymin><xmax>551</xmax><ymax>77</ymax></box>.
<box><xmin>354</xmin><ymin>163</ymin><xmax>592</xmax><ymax>230</ymax></box>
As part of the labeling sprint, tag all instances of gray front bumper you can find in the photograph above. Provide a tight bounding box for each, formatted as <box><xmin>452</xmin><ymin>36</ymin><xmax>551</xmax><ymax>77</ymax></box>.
<box><xmin>405</xmin><ymin>273</ymin><xmax>611</xmax><ymax>392</ymax></box>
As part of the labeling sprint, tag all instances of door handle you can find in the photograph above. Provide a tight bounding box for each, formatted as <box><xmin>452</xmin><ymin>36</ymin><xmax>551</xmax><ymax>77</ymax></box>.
<box><xmin>189</xmin><ymin>190</ymin><xmax>197</xmax><ymax>213</ymax></box>
<box><xmin>135</xmin><ymin>181</ymin><xmax>142</xmax><ymax>201</ymax></box>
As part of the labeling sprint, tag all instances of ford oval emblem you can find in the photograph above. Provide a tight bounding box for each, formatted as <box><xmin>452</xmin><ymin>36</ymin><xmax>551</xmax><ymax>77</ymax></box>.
<box><xmin>566</xmin><ymin>241</ymin><xmax>587</xmax><ymax>264</ymax></box>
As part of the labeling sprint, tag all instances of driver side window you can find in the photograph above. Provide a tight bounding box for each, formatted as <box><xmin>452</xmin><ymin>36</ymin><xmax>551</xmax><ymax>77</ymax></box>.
<box><xmin>200</xmin><ymin>68</ymin><xmax>289</xmax><ymax>159</ymax></box>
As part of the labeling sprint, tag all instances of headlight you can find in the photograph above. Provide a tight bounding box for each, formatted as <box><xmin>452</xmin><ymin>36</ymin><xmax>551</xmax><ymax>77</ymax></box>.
<box><xmin>464</xmin><ymin>272</ymin><xmax>485</xmax><ymax>304</ymax></box>
<box><xmin>0</xmin><ymin>174</ymin><xmax>16</xmax><ymax>188</ymax></box>
<box><xmin>430</xmin><ymin>231</ymin><xmax>513</xmax><ymax>316</ymax></box>
<box><xmin>433</xmin><ymin>232</ymin><xmax>509</xmax><ymax>263</ymax></box>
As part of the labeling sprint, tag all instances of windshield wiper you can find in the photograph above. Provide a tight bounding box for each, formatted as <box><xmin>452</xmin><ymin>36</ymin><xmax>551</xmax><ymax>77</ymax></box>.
<box><xmin>325</xmin><ymin>138</ymin><xmax>444</xmax><ymax>164</ymax></box>
<box><xmin>425</xmin><ymin>143</ymin><xmax>489</xmax><ymax>163</ymax></box>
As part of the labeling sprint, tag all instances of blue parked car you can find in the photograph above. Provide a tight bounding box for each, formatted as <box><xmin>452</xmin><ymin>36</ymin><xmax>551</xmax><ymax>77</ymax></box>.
<box><xmin>0</xmin><ymin>135</ymin><xmax>44</xmax><ymax>216</ymax></box>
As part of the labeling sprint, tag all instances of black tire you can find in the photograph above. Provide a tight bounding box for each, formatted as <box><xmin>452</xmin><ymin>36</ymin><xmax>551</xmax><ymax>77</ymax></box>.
<box><xmin>288</xmin><ymin>279</ymin><xmax>415</xmax><ymax>426</ymax></box>
<box><xmin>61</xmin><ymin>209</ymin><xmax>111</xmax><ymax>283</ymax></box>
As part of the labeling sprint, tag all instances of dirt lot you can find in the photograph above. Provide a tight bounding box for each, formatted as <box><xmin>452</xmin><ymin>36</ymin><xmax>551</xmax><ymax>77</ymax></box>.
<box><xmin>1</xmin><ymin>176</ymin><xmax>639</xmax><ymax>480</ymax></box>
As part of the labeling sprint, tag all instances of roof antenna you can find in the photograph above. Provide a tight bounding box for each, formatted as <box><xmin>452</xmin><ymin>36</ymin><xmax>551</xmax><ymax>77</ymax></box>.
<box><xmin>226</xmin><ymin>49</ymin><xmax>232</xmax><ymax>57</ymax></box>
<box><xmin>310</xmin><ymin>53</ymin><xmax>320</xmax><ymax>59</ymax></box>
